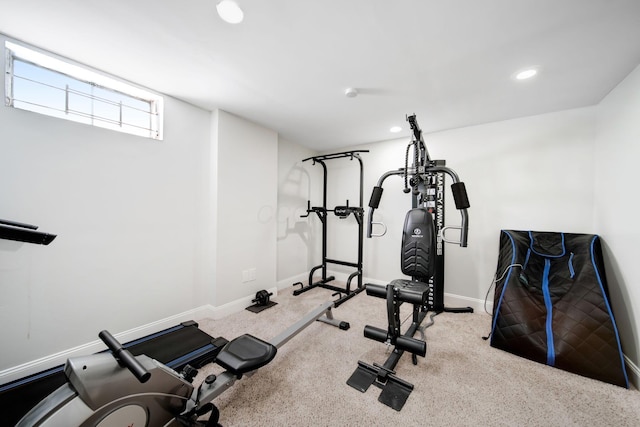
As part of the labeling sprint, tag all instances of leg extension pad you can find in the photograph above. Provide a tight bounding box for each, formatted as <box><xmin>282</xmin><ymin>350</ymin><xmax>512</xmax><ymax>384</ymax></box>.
<box><xmin>363</xmin><ymin>326</ymin><xmax>426</xmax><ymax>357</ymax></box>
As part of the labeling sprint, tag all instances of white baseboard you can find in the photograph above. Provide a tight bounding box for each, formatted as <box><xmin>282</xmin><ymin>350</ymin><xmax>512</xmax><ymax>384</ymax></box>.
<box><xmin>624</xmin><ymin>354</ymin><xmax>640</xmax><ymax>389</ymax></box>
<box><xmin>444</xmin><ymin>292</ymin><xmax>492</xmax><ymax>314</ymax></box>
<box><xmin>277</xmin><ymin>273</ymin><xmax>308</xmax><ymax>291</ymax></box>
<box><xmin>0</xmin><ymin>287</ymin><xmax>278</xmax><ymax>385</ymax></box>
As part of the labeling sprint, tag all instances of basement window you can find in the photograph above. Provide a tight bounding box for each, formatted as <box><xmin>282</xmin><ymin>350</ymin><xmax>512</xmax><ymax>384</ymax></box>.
<box><xmin>4</xmin><ymin>41</ymin><xmax>163</xmax><ymax>140</ymax></box>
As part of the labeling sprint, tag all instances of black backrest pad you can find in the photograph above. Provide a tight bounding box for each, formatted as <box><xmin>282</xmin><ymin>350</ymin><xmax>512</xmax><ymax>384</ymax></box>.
<box><xmin>401</xmin><ymin>208</ymin><xmax>436</xmax><ymax>280</ymax></box>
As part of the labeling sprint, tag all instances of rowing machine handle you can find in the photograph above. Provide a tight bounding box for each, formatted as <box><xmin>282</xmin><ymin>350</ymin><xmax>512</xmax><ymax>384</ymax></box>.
<box><xmin>99</xmin><ymin>330</ymin><xmax>151</xmax><ymax>383</ymax></box>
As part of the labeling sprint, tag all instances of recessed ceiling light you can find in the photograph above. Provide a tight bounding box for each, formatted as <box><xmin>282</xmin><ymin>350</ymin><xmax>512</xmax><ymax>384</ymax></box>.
<box><xmin>515</xmin><ymin>68</ymin><xmax>538</xmax><ymax>80</ymax></box>
<box><xmin>217</xmin><ymin>0</ymin><xmax>244</xmax><ymax>24</ymax></box>
<box><xmin>345</xmin><ymin>88</ymin><xmax>358</xmax><ymax>98</ymax></box>
<box><xmin>390</xmin><ymin>126</ymin><xmax>402</xmax><ymax>133</ymax></box>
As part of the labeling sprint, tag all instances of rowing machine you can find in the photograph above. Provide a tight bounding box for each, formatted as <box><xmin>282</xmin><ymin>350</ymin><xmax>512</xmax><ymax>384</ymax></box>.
<box><xmin>17</xmin><ymin>300</ymin><xmax>345</xmax><ymax>426</ymax></box>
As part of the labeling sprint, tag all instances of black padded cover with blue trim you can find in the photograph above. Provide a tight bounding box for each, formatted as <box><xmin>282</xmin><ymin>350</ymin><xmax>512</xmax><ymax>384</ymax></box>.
<box><xmin>490</xmin><ymin>230</ymin><xmax>628</xmax><ymax>388</ymax></box>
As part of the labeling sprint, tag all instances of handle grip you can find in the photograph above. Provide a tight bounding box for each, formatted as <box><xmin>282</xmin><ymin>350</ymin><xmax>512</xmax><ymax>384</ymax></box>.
<box><xmin>451</xmin><ymin>182</ymin><xmax>470</xmax><ymax>210</ymax></box>
<box><xmin>368</xmin><ymin>187</ymin><xmax>383</xmax><ymax>208</ymax></box>
<box><xmin>440</xmin><ymin>224</ymin><xmax>469</xmax><ymax>248</ymax></box>
<box><xmin>369</xmin><ymin>222</ymin><xmax>387</xmax><ymax>237</ymax></box>
<box><xmin>99</xmin><ymin>330</ymin><xmax>151</xmax><ymax>383</ymax></box>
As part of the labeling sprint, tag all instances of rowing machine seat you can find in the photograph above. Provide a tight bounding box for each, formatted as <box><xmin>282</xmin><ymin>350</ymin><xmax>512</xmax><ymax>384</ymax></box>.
<box><xmin>215</xmin><ymin>334</ymin><xmax>277</xmax><ymax>376</ymax></box>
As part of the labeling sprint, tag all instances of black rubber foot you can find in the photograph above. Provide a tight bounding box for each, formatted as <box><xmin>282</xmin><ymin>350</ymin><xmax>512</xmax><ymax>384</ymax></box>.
<box><xmin>339</xmin><ymin>321</ymin><xmax>350</xmax><ymax>330</ymax></box>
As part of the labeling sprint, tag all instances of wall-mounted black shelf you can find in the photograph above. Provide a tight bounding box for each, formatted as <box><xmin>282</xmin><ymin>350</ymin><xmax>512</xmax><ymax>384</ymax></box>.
<box><xmin>0</xmin><ymin>219</ymin><xmax>56</xmax><ymax>245</ymax></box>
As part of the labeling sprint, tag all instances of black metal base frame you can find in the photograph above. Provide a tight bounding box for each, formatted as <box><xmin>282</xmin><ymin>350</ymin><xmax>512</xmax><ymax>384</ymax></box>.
<box><xmin>292</xmin><ymin>270</ymin><xmax>365</xmax><ymax>308</ymax></box>
<box><xmin>348</xmin><ymin>286</ymin><xmax>431</xmax><ymax>411</ymax></box>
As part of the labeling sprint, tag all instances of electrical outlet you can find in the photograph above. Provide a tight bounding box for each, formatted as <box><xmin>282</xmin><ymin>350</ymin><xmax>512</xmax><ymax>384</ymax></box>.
<box><xmin>242</xmin><ymin>268</ymin><xmax>256</xmax><ymax>283</ymax></box>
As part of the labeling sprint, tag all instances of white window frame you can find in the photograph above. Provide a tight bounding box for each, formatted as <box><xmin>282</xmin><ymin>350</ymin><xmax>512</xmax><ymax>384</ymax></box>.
<box><xmin>4</xmin><ymin>40</ymin><xmax>163</xmax><ymax>140</ymax></box>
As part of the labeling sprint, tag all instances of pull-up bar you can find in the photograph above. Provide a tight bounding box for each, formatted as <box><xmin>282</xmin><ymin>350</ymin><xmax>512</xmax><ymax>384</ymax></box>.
<box><xmin>302</xmin><ymin>149</ymin><xmax>369</xmax><ymax>163</ymax></box>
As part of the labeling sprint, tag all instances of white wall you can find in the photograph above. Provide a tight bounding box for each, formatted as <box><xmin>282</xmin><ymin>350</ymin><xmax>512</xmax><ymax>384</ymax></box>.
<box><xmin>424</xmin><ymin>107</ymin><xmax>597</xmax><ymax>301</ymax></box>
<box><xmin>0</xmin><ymin>100</ymin><xmax>279</xmax><ymax>376</ymax></box>
<box><xmin>213</xmin><ymin>110</ymin><xmax>278</xmax><ymax>306</ymax></box>
<box><xmin>0</xmin><ymin>33</ymin><xmax>282</xmax><ymax>375</ymax></box>
<box><xmin>595</xmin><ymin>64</ymin><xmax>640</xmax><ymax>374</ymax></box>
<box><xmin>326</xmin><ymin>107</ymin><xmax>597</xmax><ymax>306</ymax></box>
<box><xmin>0</xmin><ymin>41</ymin><xmax>212</xmax><ymax>370</ymax></box>
<box><xmin>276</xmin><ymin>138</ymin><xmax>321</xmax><ymax>286</ymax></box>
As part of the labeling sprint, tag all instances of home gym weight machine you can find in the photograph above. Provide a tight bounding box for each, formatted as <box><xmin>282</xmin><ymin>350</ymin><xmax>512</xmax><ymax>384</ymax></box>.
<box><xmin>293</xmin><ymin>150</ymin><xmax>368</xmax><ymax>307</ymax></box>
<box><xmin>16</xmin><ymin>300</ymin><xmax>348</xmax><ymax>426</ymax></box>
<box><xmin>347</xmin><ymin>114</ymin><xmax>471</xmax><ymax>411</ymax></box>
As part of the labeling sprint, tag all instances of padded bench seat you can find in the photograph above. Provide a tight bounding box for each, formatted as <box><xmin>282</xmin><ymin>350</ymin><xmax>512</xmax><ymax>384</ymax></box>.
<box><xmin>366</xmin><ymin>280</ymin><xmax>430</xmax><ymax>305</ymax></box>
<box><xmin>215</xmin><ymin>334</ymin><xmax>277</xmax><ymax>376</ymax></box>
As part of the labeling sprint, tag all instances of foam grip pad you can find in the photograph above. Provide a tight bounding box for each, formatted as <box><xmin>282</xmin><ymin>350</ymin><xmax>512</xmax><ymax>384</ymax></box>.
<box><xmin>364</xmin><ymin>325</ymin><xmax>389</xmax><ymax>343</ymax></box>
<box><xmin>396</xmin><ymin>288</ymin><xmax>427</xmax><ymax>305</ymax></box>
<box><xmin>395</xmin><ymin>336</ymin><xmax>427</xmax><ymax>357</ymax></box>
<box><xmin>365</xmin><ymin>283</ymin><xmax>387</xmax><ymax>299</ymax></box>
<box><xmin>369</xmin><ymin>186</ymin><xmax>383</xmax><ymax>208</ymax></box>
<box><xmin>451</xmin><ymin>182</ymin><xmax>470</xmax><ymax>210</ymax></box>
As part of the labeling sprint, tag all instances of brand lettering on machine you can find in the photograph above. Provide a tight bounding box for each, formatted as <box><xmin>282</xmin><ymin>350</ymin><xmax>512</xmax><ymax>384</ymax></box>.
<box><xmin>412</xmin><ymin>228</ymin><xmax>423</xmax><ymax>238</ymax></box>
<box><xmin>436</xmin><ymin>173</ymin><xmax>444</xmax><ymax>256</ymax></box>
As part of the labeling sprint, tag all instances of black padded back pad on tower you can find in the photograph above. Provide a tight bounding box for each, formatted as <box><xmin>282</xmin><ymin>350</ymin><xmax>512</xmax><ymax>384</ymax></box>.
<box><xmin>400</xmin><ymin>208</ymin><xmax>436</xmax><ymax>281</ymax></box>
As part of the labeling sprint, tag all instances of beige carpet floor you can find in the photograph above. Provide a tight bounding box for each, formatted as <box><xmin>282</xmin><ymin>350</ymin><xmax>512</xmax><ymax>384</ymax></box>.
<box><xmin>195</xmin><ymin>285</ymin><xmax>640</xmax><ymax>426</ymax></box>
